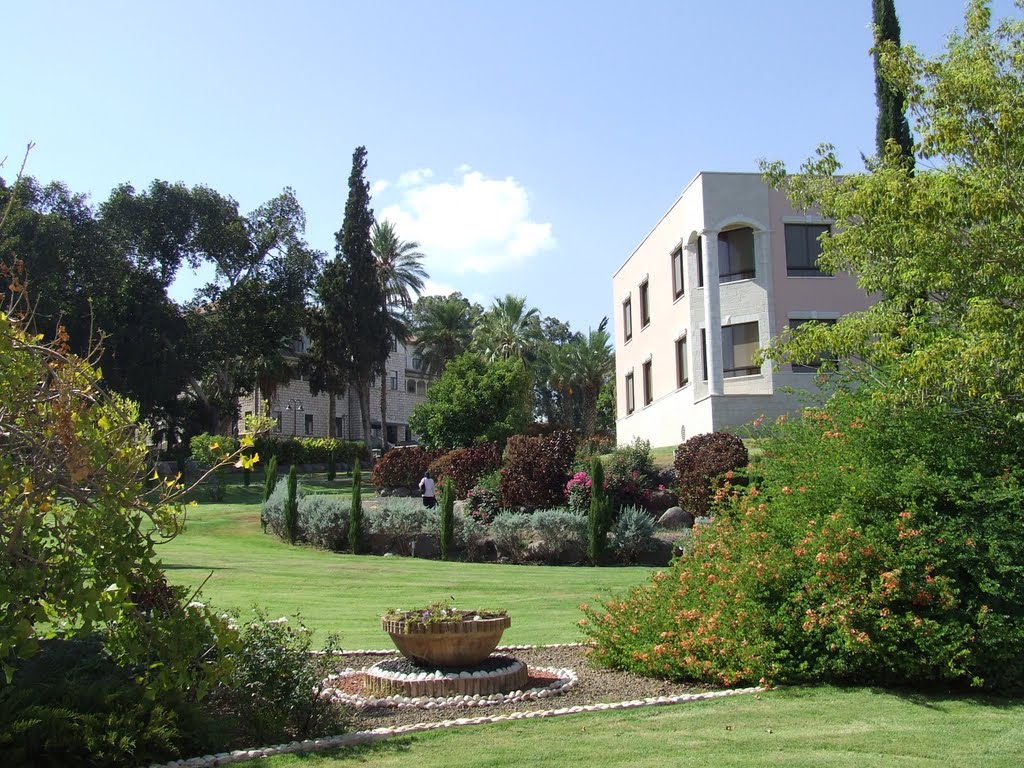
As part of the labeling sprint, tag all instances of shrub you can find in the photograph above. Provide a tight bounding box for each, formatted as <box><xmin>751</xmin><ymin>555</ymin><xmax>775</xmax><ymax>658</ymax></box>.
<box><xmin>604</xmin><ymin>437</ymin><xmax>658</xmax><ymax>510</ymax></box>
<box><xmin>490</xmin><ymin>512</ymin><xmax>533</xmax><ymax>563</ymax></box>
<box><xmin>674</xmin><ymin>431</ymin><xmax>748</xmax><ymax>516</ymax></box>
<box><xmin>0</xmin><ymin>637</ymin><xmax>207</xmax><ymax>767</ymax></box>
<box><xmin>284</xmin><ymin>465</ymin><xmax>299</xmax><ymax>544</ymax></box>
<box><xmin>583</xmin><ymin>390</ymin><xmax>1024</xmax><ymax>691</ymax></box>
<box><xmin>530</xmin><ymin>508</ymin><xmax>587</xmax><ymax>564</ymax></box>
<box><xmin>439</xmin><ymin>478</ymin><xmax>455</xmax><ymax>560</ymax></box>
<box><xmin>573</xmin><ymin>434</ymin><xmax>616</xmax><ymax>472</ymax></box>
<box><xmin>428</xmin><ymin>443</ymin><xmax>502</xmax><ymax>499</ymax></box>
<box><xmin>253</xmin><ymin>436</ymin><xmax>366</xmax><ymax>467</ymax></box>
<box><xmin>297</xmin><ymin>495</ymin><xmax>347</xmax><ymax>550</ymax></box>
<box><xmin>500</xmin><ymin>430</ymin><xmax>577</xmax><ymax>509</ymax></box>
<box><xmin>588</xmin><ymin>456</ymin><xmax>613</xmax><ymax>565</ymax></box>
<box><xmin>349</xmin><ymin>460</ymin><xmax>363</xmax><ymax>554</ymax></box>
<box><xmin>190</xmin><ymin>433</ymin><xmax>241</xmax><ymax>501</ymax></box>
<box><xmin>219</xmin><ymin>610</ymin><xmax>349</xmax><ymax>744</ymax></box>
<box><xmin>466</xmin><ymin>484</ymin><xmax>501</xmax><ymax>525</ymax></box>
<box><xmin>612</xmin><ymin>505</ymin><xmax>657</xmax><ymax>564</ymax></box>
<box><xmin>454</xmin><ymin>513</ymin><xmax>491</xmax><ymax>561</ymax></box>
<box><xmin>263</xmin><ymin>453</ymin><xmax>280</xmax><ymax>502</ymax></box>
<box><xmin>365</xmin><ymin>499</ymin><xmax>435</xmax><ymax>555</ymax></box>
<box><xmin>262</xmin><ymin>481</ymin><xmax>305</xmax><ymax>540</ymax></box>
<box><xmin>565</xmin><ymin>471</ymin><xmax>592</xmax><ymax>516</ymax></box>
<box><xmin>371</xmin><ymin>446</ymin><xmax>443</xmax><ymax>491</ymax></box>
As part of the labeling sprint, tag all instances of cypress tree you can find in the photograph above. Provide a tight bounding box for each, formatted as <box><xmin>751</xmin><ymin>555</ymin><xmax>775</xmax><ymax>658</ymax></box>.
<box><xmin>261</xmin><ymin>453</ymin><xmax>279</xmax><ymax>532</ymax></box>
<box><xmin>285</xmin><ymin>464</ymin><xmax>299</xmax><ymax>545</ymax></box>
<box><xmin>873</xmin><ymin>0</ymin><xmax>914</xmax><ymax>164</ymax></box>
<box><xmin>439</xmin><ymin>478</ymin><xmax>455</xmax><ymax>561</ymax></box>
<box><xmin>334</xmin><ymin>146</ymin><xmax>391</xmax><ymax>445</ymax></box>
<box><xmin>349</xmin><ymin>459</ymin><xmax>363</xmax><ymax>554</ymax></box>
<box><xmin>587</xmin><ymin>457</ymin><xmax>611</xmax><ymax>565</ymax></box>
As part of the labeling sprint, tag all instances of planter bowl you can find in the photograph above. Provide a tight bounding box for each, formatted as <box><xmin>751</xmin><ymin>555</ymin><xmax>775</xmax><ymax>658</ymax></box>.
<box><xmin>382</xmin><ymin>614</ymin><xmax>511</xmax><ymax>667</ymax></box>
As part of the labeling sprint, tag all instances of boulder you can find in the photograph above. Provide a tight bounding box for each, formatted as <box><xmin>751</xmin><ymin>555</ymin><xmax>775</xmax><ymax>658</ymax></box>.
<box><xmin>635</xmin><ymin>537</ymin><xmax>675</xmax><ymax>567</ymax></box>
<box><xmin>410</xmin><ymin>533</ymin><xmax>439</xmax><ymax>559</ymax></box>
<box><xmin>657</xmin><ymin>506</ymin><xmax>694</xmax><ymax>529</ymax></box>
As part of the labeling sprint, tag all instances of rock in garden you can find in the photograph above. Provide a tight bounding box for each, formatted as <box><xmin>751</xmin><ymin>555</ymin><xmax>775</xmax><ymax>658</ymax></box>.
<box><xmin>657</xmin><ymin>506</ymin><xmax>694</xmax><ymax>529</ymax></box>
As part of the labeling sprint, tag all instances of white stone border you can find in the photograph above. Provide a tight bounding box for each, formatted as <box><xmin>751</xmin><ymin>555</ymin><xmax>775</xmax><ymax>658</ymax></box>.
<box><xmin>324</xmin><ymin>664</ymin><xmax>577</xmax><ymax>709</ymax></box>
<box><xmin>143</xmin><ymin>646</ymin><xmax>762</xmax><ymax>768</ymax></box>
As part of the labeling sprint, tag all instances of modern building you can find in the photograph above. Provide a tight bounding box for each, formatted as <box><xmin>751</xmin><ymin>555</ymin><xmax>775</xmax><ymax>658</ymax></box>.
<box><xmin>236</xmin><ymin>336</ymin><xmax>433</xmax><ymax>447</ymax></box>
<box><xmin>613</xmin><ymin>171</ymin><xmax>873</xmax><ymax>448</ymax></box>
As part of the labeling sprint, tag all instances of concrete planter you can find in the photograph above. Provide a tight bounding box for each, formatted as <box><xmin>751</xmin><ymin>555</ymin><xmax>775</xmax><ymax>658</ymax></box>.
<box><xmin>382</xmin><ymin>614</ymin><xmax>511</xmax><ymax>667</ymax></box>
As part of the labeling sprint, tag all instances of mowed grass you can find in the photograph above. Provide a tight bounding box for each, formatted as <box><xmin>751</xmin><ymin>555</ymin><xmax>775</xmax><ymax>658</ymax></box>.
<box><xmin>244</xmin><ymin>685</ymin><xmax>1024</xmax><ymax>768</ymax></box>
<box><xmin>161</xmin><ymin>476</ymin><xmax>653</xmax><ymax>648</ymax></box>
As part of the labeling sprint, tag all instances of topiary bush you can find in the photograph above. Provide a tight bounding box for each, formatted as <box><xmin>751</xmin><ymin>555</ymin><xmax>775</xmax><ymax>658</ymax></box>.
<box><xmin>587</xmin><ymin>456</ymin><xmax>613</xmax><ymax>565</ymax></box>
<box><xmin>439</xmin><ymin>478</ymin><xmax>455</xmax><ymax>560</ymax></box>
<box><xmin>371</xmin><ymin>446</ymin><xmax>444</xmax><ymax>491</ymax></box>
<box><xmin>674</xmin><ymin>431</ymin><xmax>748</xmax><ymax>517</ymax></box>
<box><xmin>253</xmin><ymin>436</ymin><xmax>366</xmax><ymax>467</ymax></box>
<box><xmin>262</xmin><ymin>481</ymin><xmax>305</xmax><ymax>540</ymax></box>
<box><xmin>284</xmin><ymin>465</ymin><xmax>299</xmax><ymax>544</ymax></box>
<box><xmin>583</xmin><ymin>390</ymin><xmax>1024</xmax><ymax>691</ymax></box>
<box><xmin>349</xmin><ymin>460</ymin><xmax>363</xmax><ymax>554</ymax></box>
<box><xmin>428</xmin><ymin>443</ymin><xmax>502</xmax><ymax>499</ymax></box>
<box><xmin>499</xmin><ymin>430</ymin><xmax>577</xmax><ymax>510</ymax></box>
<box><xmin>364</xmin><ymin>499</ymin><xmax>436</xmax><ymax>556</ymax></box>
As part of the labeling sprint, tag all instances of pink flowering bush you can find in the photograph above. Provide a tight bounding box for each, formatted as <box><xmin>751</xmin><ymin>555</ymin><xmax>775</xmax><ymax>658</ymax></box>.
<box><xmin>565</xmin><ymin>471</ymin><xmax>593</xmax><ymax>515</ymax></box>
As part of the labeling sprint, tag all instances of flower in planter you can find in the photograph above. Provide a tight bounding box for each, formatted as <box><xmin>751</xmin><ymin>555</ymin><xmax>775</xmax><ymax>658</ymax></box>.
<box><xmin>383</xmin><ymin>600</ymin><xmax>507</xmax><ymax>625</ymax></box>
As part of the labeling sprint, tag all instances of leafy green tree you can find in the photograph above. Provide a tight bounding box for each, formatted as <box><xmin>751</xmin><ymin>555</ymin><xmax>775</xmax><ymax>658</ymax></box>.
<box><xmin>0</xmin><ymin>258</ymin><xmax>260</xmax><ymax>680</ymax></box>
<box><xmin>411</xmin><ymin>293</ymin><xmax>480</xmax><ymax>375</ymax></box>
<box><xmin>474</xmin><ymin>294</ymin><xmax>541</xmax><ymax>362</ymax></box>
<box><xmin>873</xmin><ymin>0</ymin><xmax>914</xmax><ymax>163</ymax></box>
<box><xmin>371</xmin><ymin>218</ymin><xmax>427</xmax><ymax>447</ymax></box>
<box><xmin>332</xmin><ymin>147</ymin><xmax>391</xmax><ymax>444</ymax></box>
<box><xmin>760</xmin><ymin>0</ymin><xmax>1024</xmax><ymax>414</ymax></box>
<box><xmin>409</xmin><ymin>352</ymin><xmax>532</xmax><ymax>449</ymax></box>
<box><xmin>565</xmin><ymin>318</ymin><xmax>614</xmax><ymax>437</ymax></box>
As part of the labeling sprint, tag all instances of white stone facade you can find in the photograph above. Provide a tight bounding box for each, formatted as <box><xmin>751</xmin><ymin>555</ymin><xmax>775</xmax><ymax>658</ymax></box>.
<box><xmin>612</xmin><ymin>172</ymin><xmax>873</xmax><ymax>448</ymax></box>
<box><xmin>236</xmin><ymin>338</ymin><xmax>433</xmax><ymax>447</ymax></box>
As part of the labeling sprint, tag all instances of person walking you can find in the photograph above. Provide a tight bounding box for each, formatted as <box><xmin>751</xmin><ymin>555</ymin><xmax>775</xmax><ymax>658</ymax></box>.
<box><xmin>419</xmin><ymin>471</ymin><xmax>437</xmax><ymax>508</ymax></box>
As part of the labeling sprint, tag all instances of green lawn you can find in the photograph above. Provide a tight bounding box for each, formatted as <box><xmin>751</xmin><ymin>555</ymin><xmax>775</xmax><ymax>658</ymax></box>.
<box><xmin>161</xmin><ymin>477</ymin><xmax>653</xmax><ymax>648</ymax></box>
<box><xmin>164</xmin><ymin>477</ymin><xmax>1024</xmax><ymax>767</ymax></box>
<box><xmin>247</xmin><ymin>686</ymin><xmax>1024</xmax><ymax>768</ymax></box>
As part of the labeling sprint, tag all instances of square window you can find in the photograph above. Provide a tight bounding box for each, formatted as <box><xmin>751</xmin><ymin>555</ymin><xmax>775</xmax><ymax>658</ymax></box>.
<box><xmin>640</xmin><ymin>281</ymin><xmax>651</xmax><ymax>327</ymax></box>
<box><xmin>625</xmin><ymin>372</ymin><xmax>635</xmax><ymax>415</ymax></box>
<box><xmin>675</xmin><ymin>336</ymin><xmax>688</xmax><ymax>388</ymax></box>
<box><xmin>722</xmin><ymin>321</ymin><xmax>760</xmax><ymax>378</ymax></box>
<box><xmin>785</xmin><ymin>223</ymin><xmax>831</xmax><ymax>277</ymax></box>
<box><xmin>671</xmin><ymin>248</ymin><xmax>684</xmax><ymax>300</ymax></box>
<box><xmin>718</xmin><ymin>228</ymin><xmax>755</xmax><ymax>283</ymax></box>
<box><xmin>642</xmin><ymin>359</ymin><xmax>653</xmax><ymax>406</ymax></box>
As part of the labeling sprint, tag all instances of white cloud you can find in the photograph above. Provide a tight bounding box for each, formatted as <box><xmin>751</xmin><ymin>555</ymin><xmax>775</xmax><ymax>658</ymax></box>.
<box><xmin>377</xmin><ymin>167</ymin><xmax>554</xmax><ymax>275</ymax></box>
<box><xmin>396</xmin><ymin>168</ymin><xmax>434</xmax><ymax>188</ymax></box>
<box><xmin>370</xmin><ymin>179</ymin><xmax>391</xmax><ymax>195</ymax></box>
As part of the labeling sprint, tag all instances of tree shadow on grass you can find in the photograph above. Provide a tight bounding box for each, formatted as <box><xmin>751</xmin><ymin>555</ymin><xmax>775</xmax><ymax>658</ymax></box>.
<box><xmin>859</xmin><ymin>683</ymin><xmax>1023</xmax><ymax>712</ymax></box>
<box><xmin>162</xmin><ymin>563</ymin><xmax>232</xmax><ymax>571</ymax></box>
<box><xmin>272</xmin><ymin>737</ymin><xmax>416</xmax><ymax>763</ymax></box>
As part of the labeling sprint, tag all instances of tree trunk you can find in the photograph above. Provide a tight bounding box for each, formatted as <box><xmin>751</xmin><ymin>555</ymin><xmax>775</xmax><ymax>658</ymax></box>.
<box><xmin>357</xmin><ymin>380</ymin><xmax>372</xmax><ymax>448</ymax></box>
<box><xmin>328</xmin><ymin>391</ymin><xmax>337</xmax><ymax>438</ymax></box>
<box><xmin>380</xmin><ymin>369</ymin><xmax>388</xmax><ymax>450</ymax></box>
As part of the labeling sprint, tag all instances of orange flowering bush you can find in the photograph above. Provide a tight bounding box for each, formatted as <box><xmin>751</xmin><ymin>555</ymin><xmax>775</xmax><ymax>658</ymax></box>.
<box><xmin>582</xmin><ymin>389</ymin><xmax>1024</xmax><ymax>691</ymax></box>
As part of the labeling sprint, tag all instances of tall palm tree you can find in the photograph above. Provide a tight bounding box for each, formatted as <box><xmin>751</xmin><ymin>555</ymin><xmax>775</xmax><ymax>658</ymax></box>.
<box><xmin>475</xmin><ymin>294</ymin><xmax>540</xmax><ymax>362</ymax></box>
<box><xmin>371</xmin><ymin>219</ymin><xmax>427</xmax><ymax>447</ymax></box>
<box><xmin>565</xmin><ymin>317</ymin><xmax>614</xmax><ymax>437</ymax></box>
<box><xmin>411</xmin><ymin>294</ymin><xmax>477</xmax><ymax>376</ymax></box>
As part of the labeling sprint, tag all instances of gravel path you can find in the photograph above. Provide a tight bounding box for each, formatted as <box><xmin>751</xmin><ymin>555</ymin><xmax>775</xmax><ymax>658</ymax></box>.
<box><xmin>337</xmin><ymin>645</ymin><xmax>714</xmax><ymax>731</ymax></box>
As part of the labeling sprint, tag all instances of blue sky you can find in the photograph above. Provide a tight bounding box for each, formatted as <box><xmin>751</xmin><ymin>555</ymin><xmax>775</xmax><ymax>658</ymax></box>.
<box><xmin>3</xmin><ymin>1</ymin><xmax>1019</xmax><ymax>334</ymax></box>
